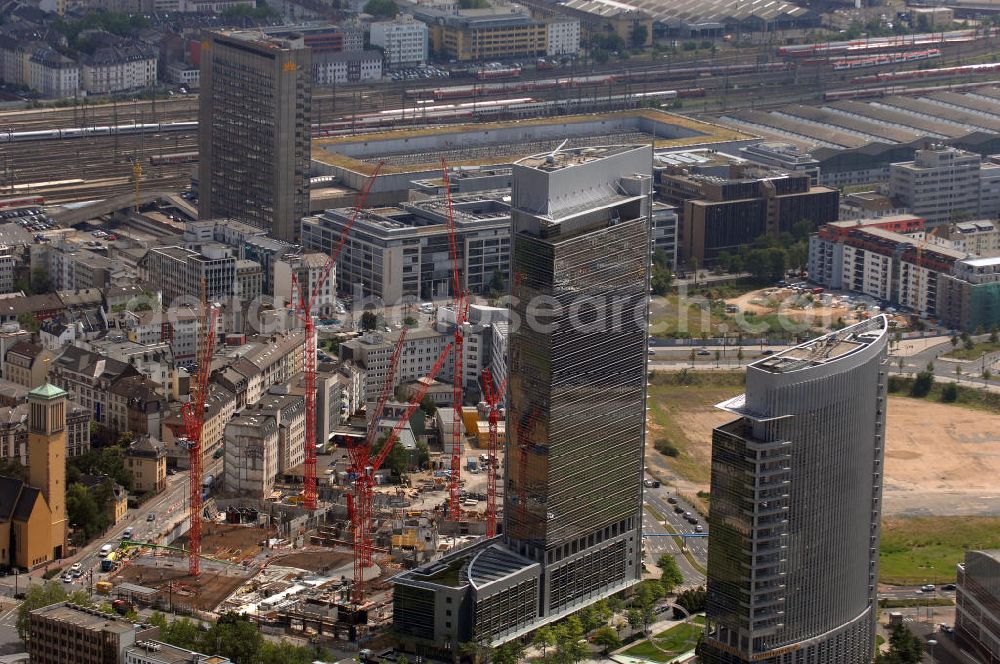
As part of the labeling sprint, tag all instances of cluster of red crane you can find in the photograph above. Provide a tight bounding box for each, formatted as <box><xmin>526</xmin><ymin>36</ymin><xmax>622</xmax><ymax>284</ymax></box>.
<box><xmin>181</xmin><ymin>160</ymin><xmax>505</xmax><ymax>605</ymax></box>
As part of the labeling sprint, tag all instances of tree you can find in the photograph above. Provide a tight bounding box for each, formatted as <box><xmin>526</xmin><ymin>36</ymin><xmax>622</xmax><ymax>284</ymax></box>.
<box><xmin>875</xmin><ymin>623</ymin><xmax>924</xmax><ymax>664</ymax></box>
<box><xmin>991</xmin><ymin>324</ymin><xmax>998</xmax><ymax>343</ymax></box>
<box><xmin>532</xmin><ymin>626</ymin><xmax>556</xmax><ymax>657</ymax></box>
<box><xmin>910</xmin><ymin>370</ymin><xmax>934</xmax><ymax>398</ymax></box>
<box><xmin>30</xmin><ymin>267</ymin><xmax>52</xmax><ymax>294</ymax></box>
<box><xmin>630</xmin><ymin>24</ymin><xmax>648</xmax><ymax>47</ymax></box>
<box><xmin>363</xmin><ymin>0</ymin><xmax>398</xmax><ymax>17</ymax></box>
<box><xmin>0</xmin><ymin>457</ymin><xmax>26</xmax><ymax>480</ymax></box>
<box><xmin>420</xmin><ymin>394</ymin><xmax>437</xmax><ymax>416</ymax></box>
<box><xmin>626</xmin><ymin>608</ymin><xmax>643</xmax><ymax>631</ymax></box>
<box><xmin>360</xmin><ymin>310</ymin><xmax>379</xmax><ymax>331</ymax></box>
<box><xmin>656</xmin><ymin>554</ymin><xmax>684</xmax><ymax>591</ymax></box>
<box><xmin>371</xmin><ymin>435</ymin><xmax>410</xmax><ymax>479</ymax></box>
<box><xmin>635</xmin><ymin>579</ymin><xmax>666</xmax><ymax>609</ymax></box>
<box><xmin>17</xmin><ymin>583</ymin><xmax>83</xmax><ymax>641</ymax></box>
<box><xmin>950</xmin><ymin>335</ymin><xmax>959</xmax><ymax>348</ymax></box>
<box><xmin>941</xmin><ymin>382</ymin><xmax>958</xmax><ymax>402</ymax></box>
<box><xmin>737</xmin><ymin>347</ymin><xmax>744</xmax><ymax>365</ymax></box>
<box><xmin>650</xmin><ymin>263</ymin><xmax>673</xmax><ymax>296</ymax></box>
<box><xmin>492</xmin><ymin>640</ymin><xmax>524</xmax><ymax>664</ymax></box>
<box><xmin>553</xmin><ymin>617</ymin><xmax>588</xmax><ymax>664</ymax></box>
<box><xmin>66</xmin><ymin>482</ymin><xmax>103</xmax><ymax>543</ymax></box>
<box><xmin>984</xmin><ymin>368</ymin><xmax>992</xmax><ymax>382</ymax></box>
<box><xmin>964</xmin><ymin>337</ymin><xmax>975</xmax><ymax>351</ymax></box>
<box><xmin>17</xmin><ymin>312</ymin><xmax>39</xmax><ymax>333</ymax></box>
<box><xmin>415</xmin><ymin>440</ymin><xmax>431</xmax><ymax>469</ymax></box>
<box><xmin>673</xmin><ymin>586</ymin><xmax>707</xmax><ymax>618</ymax></box>
<box><xmin>592</xmin><ymin>626</ymin><xmax>621</xmax><ymax>654</ymax></box>
<box><xmin>459</xmin><ymin>0</ymin><xmax>489</xmax><ymax>6</ymax></box>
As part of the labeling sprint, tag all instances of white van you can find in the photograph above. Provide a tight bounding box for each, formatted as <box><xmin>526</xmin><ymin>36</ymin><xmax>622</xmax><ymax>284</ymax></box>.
<box><xmin>99</xmin><ymin>543</ymin><xmax>114</xmax><ymax>556</ymax></box>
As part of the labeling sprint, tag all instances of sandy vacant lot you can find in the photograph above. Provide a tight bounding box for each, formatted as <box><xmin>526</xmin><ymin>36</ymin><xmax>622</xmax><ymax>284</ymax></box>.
<box><xmin>650</xmin><ymin>393</ymin><xmax>1000</xmax><ymax>517</ymax></box>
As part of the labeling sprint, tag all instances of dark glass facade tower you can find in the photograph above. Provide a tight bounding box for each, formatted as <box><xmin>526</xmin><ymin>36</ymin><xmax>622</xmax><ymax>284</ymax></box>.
<box><xmin>391</xmin><ymin>146</ymin><xmax>654</xmax><ymax>654</ymax></box>
<box><xmin>702</xmin><ymin>316</ymin><xmax>889</xmax><ymax>664</ymax></box>
<box><xmin>199</xmin><ymin>30</ymin><xmax>312</xmax><ymax>244</ymax></box>
<box><xmin>505</xmin><ymin>145</ymin><xmax>653</xmax><ymax>619</ymax></box>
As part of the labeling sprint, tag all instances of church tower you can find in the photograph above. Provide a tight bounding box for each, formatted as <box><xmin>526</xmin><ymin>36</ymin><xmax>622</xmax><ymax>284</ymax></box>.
<box><xmin>27</xmin><ymin>383</ymin><xmax>68</xmax><ymax>561</ymax></box>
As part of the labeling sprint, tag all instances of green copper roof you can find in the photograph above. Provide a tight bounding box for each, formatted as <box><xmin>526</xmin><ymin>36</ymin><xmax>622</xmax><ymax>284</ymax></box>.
<box><xmin>28</xmin><ymin>383</ymin><xmax>67</xmax><ymax>399</ymax></box>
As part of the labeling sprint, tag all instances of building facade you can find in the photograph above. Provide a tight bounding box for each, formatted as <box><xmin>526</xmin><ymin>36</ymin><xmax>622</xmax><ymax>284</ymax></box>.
<box><xmin>939</xmin><ymin>257</ymin><xmax>1000</xmax><ymax>332</ymax></box>
<box><xmin>312</xmin><ymin>50</ymin><xmax>382</xmax><ymax>84</ymax></box>
<box><xmin>702</xmin><ymin>317</ymin><xmax>889</xmax><ymax>664</ymax></box>
<box><xmin>138</xmin><ymin>245</ymin><xmax>235</xmax><ymax>304</ymax></box>
<box><xmin>199</xmin><ymin>30</ymin><xmax>312</xmax><ymax>244</ymax></box>
<box><xmin>79</xmin><ymin>43</ymin><xmax>157</xmax><ymax>94</ymax></box>
<box><xmin>124</xmin><ymin>435</ymin><xmax>167</xmax><ymax>495</ymax></box>
<box><xmin>273</xmin><ymin>252</ymin><xmax>335</xmax><ymax>316</ymax></box>
<box><xmin>393</xmin><ymin>145</ymin><xmax>652</xmax><ymax>652</ymax></box>
<box><xmin>28</xmin><ymin>603</ymin><xmax>158</xmax><ymax>664</ymax></box>
<box><xmin>889</xmin><ymin>147</ymin><xmax>1000</xmax><ymax>226</ymax></box>
<box><xmin>956</xmin><ymin>549</ymin><xmax>1000</xmax><ymax>664</ymax></box>
<box><xmin>302</xmin><ymin>192</ymin><xmax>510</xmax><ymax>304</ymax></box>
<box><xmin>369</xmin><ymin>16</ymin><xmax>429</xmax><ymax>68</ymax></box>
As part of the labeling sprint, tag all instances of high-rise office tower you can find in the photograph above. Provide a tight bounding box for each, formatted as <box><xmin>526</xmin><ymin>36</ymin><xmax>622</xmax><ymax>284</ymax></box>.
<box><xmin>702</xmin><ymin>316</ymin><xmax>889</xmax><ymax>664</ymax></box>
<box><xmin>198</xmin><ymin>30</ymin><xmax>312</xmax><ymax>244</ymax></box>
<box><xmin>392</xmin><ymin>145</ymin><xmax>653</xmax><ymax>653</ymax></box>
<box><xmin>505</xmin><ymin>144</ymin><xmax>652</xmax><ymax>613</ymax></box>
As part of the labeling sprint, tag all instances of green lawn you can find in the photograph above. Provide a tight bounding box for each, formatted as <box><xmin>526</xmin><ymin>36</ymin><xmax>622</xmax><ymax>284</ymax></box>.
<box><xmin>888</xmin><ymin>376</ymin><xmax>1000</xmax><ymax>414</ymax></box>
<box><xmin>623</xmin><ymin>621</ymin><xmax>703</xmax><ymax>662</ymax></box>
<box><xmin>880</xmin><ymin>516</ymin><xmax>1000</xmax><ymax>585</ymax></box>
<box><xmin>941</xmin><ymin>340</ymin><xmax>1000</xmax><ymax>361</ymax></box>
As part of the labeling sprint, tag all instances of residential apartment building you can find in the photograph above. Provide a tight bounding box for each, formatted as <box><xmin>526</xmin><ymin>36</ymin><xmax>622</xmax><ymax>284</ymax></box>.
<box><xmin>313</xmin><ymin>50</ymin><xmax>382</xmax><ymax>84</ymax></box>
<box><xmin>3</xmin><ymin>342</ymin><xmax>54</xmax><ymax>389</ymax></box>
<box><xmin>657</xmin><ymin>151</ymin><xmax>839</xmax><ymax>265</ymax></box>
<box><xmin>939</xmin><ymin>257</ymin><xmax>1000</xmax><ymax>331</ymax></box>
<box><xmin>369</xmin><ymin>15</ymin><xmax>429</xmax><ymax>68</ymax></box>
<box><xmin>235</xmin><ymin>259</ymin><xmax>263</xmax><ymax>301</ymax></box>
<box><xmin>415</xmin><ymin>6</ymin><xmax>580</xmax><ymax>60</ymax></box>
<box><xmin>124</xmin><ymin>435</ymin><xmax>167</xmax><ymax>495</ymax></box>
<box><xmin>956</xmin><ymin>549</ymin><xmax>1000</xmax><ymax>664</ymax></box>
<box><xmin>0</xmin><ymin>404</ymin><xmax>27</xmax><ymax>464</ymax></box>
<box><xmin>37</xmin><ymin>243</ymin><xmax>116</xmax><ymax>292</ymax></box>
<box><xmin>50</xmin><ymin>346</ymin><xmax>140</xmax><ymax>431</ymax></box>
<box><xmin>890</xmin><ymin>147</ymin><xmax>1000</xmax><ymax>226</ymax></box>
<box><xmin>28</xmin><ymin>45</ymin><xmax>79</xmax><ymax>98</ymax></box>
<box><xmin>341</xmin><ymin>328</ymin><xmax>454</xmax><ymax>404</ymax></box>
<box><xmin>393</xmin><ymin>145</ymin><xmax>652</xmax><ymax>652</ymax></box>
<box><xmin>108</xmin><ymin>375</ymin><xmax>166</xmax><ymax>438</ymax></box>
<box><xmin>253</xmin><ymin>392</ymin><xmax>305</xmax><ymax>473</ymax></box>
<box><xmin>0</xmin><ymin>246</ymin><xmax>15</xmax><ymax>296</ymax></box>
<box><xmin>199</xmin><ymin>30</ymin><xmax>312</xmax><ymax>244</ymax></box>
<box><xmin>79</xmin><ymin>42</ymin><xmax>157</xmax><ymax>94</ymax></box>
<box><xmin>703</xmin><ymin>317</ymin><xmax>889</xmax><ymax>664</ymax></box>
<box><xmin>302</xmin><ymin>192</ymin><xmax>510</xmax><ymax>304</ymax></box>
<box><xmin>28</xmin><ymin>603</ymin><xmax>158</xmax><ymax>664</ymax></box>
<box><xmin>809</xmin><ymin>218</ymin><xmax>964</xmax><ymax>318</ymax></box>
<box><xmin>138</xmin><ymin>245</ymin><xmax>235</xmax><ymax>304</ymax></box>
<box><xmin>273</xmin><ymin>252</ymin><xmax>335</xmax><ymax>316</ymax></box>
<box><xmin>651</xmin><ymin>202</ymin><xmax>679</xmax><ymax>268</ymax></box>
<box><xmin>930</xmin><ymin>220</ymin><xmax>1000</xmax><ymax>257</ymax></box>
<box><xmin>224</xmin><ymin>412</ymin><xmax>279</xmax><ymax>498</ymax></box>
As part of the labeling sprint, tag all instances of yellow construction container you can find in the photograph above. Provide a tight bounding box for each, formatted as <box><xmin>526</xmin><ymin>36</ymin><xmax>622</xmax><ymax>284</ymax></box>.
<box><xmin>95</xmin><ymin>581</ymin><xmax>113</xmax><ymax>594</ymax></box>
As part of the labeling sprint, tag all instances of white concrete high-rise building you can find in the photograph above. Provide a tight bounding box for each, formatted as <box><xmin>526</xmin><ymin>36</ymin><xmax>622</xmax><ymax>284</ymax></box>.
<box><xmin>890</xmin><ymin>147</ymin><xmax>1000</xmax><ymax>226</ymax></box>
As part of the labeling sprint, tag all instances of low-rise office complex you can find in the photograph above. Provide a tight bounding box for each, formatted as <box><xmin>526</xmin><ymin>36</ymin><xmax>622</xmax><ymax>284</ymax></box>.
<box><xmin>303</xmin><ymin>192</ymin><xmax>510</xmax><ymax>304</ymax></box>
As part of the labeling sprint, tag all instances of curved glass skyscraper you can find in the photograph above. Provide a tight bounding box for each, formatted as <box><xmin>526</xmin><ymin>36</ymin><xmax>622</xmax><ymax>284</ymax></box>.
<box><xmin>702</xmin><ymin>316</ymin><xmax>889</xmax><ymax>664</ymax></box>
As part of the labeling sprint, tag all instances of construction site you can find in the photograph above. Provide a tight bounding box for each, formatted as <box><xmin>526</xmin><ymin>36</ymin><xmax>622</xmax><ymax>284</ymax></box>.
<box><xmin>92</xmin><ymin>161</ymin><xmax>508</xmax><ymax>648</ymax></box>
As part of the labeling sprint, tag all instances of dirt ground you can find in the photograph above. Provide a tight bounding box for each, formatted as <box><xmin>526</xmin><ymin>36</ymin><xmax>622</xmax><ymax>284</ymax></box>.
<box><xmin>173</xmin><ymin>524</ymin><xmax>268</xmax><ymax>563</ymax></box>
<box><xmin>650</xmin><ymin>392</ymin><xmax>1000</xmax><ymax>516</ymax></box>
<box><xmin>269</xmin><ymin>549</ymin><xmax>353</xmax><ymax>572</ymax></box>
<box><xmin>726</xmin><ymin>287</ymin><xmax>909</xmax><ymax>329</ymax></box>
<box><xmin>118</xmin><ymin>563</ymin><xmax>249</xmax><ymax>611</ymax></box>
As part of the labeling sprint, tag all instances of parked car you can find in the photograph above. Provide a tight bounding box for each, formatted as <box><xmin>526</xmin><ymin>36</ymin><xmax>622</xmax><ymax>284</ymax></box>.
<box><xmin>147</xmin><ymin>512</ymin><xmax>156</xmax><ymax>522</ymax></box>
<box><xmin>667</xmin><ymin>496</ymin><xmax>678</xmax><ymax>504</ymax></box>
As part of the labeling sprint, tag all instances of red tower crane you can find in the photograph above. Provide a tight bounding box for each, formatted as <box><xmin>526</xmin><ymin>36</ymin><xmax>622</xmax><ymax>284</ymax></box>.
<box><xmin>480</xmin><ymin>368</ymin><xmax>507</xmax><ymax>538</ymax></box>
<box><xmin>180</xmin><ymin>299</ymin><xmax>220</xmax><ymax>577</ymax></box>
<box><xmin>351</xmin><ymin>341</ymin><xmax>454</xmax><ymax>604</ymax></box>
<box><xmin>292</xmin><ymin>163</ymin><xmax>383</xmax><ymax>511</ymax></box>
<box><xmin>440</xmin><ymin>159</ymin><xmax>469</xmax><ymax>520</ymax></box>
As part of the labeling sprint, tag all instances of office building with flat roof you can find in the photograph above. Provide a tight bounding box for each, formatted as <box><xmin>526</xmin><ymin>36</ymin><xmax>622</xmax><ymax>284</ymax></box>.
<box><xmin>702</xmin><ymin>316</ymin><xmax>889</xmax><ymax>664</ymax></box>
<box><xmin>199</xmin><ymin>30</ymin><xmax>312</xmax><ymax>243</ymax></box>
<box><xmin>302</xmin><ymin>192</ymin><xmax>510</xmax><ymax>304</ymax></box>
<box><xmin>393</xmin><ymin>145</ymin><xmax>652</xmax><ymax>653</ymax></box>
<box><xmin>890</xmin><ymin>146</ymin><xmax>1000</xmax><ymax>227</ymax></box>
<box><xmin>956</xmin><ymin>549</ymin><xmax>1000</xmax><ymax>664</ymax></box>
<box><xmin>28</xmin><ymin>602</ymin><xmax>158</xmax><ymax>664</ymax></box>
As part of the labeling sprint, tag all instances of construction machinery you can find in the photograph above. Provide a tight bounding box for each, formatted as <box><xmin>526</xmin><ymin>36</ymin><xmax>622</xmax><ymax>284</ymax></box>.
<box><xmin>480</xmin><ymin>368</ymin><xmax>507</xmax><ymax>538</ymax></box>
<box><xmin>180</xmin><ymin>291</ymin><xmax>220</xmax><ymax>577</ymax></box>
<box><xmin>291</xmin><ymin>163</ymin><xmax>383</xmax><ymax>511</ymax></box>
<box><xmin>351</xmin><ymin>341</ymin><xmax>454</xmax><ymax>604</ymax></box>
<box><xmin>440</xmin><ymin>159</ymin><xmax>469</xmax><ymax>520</ymax></box>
